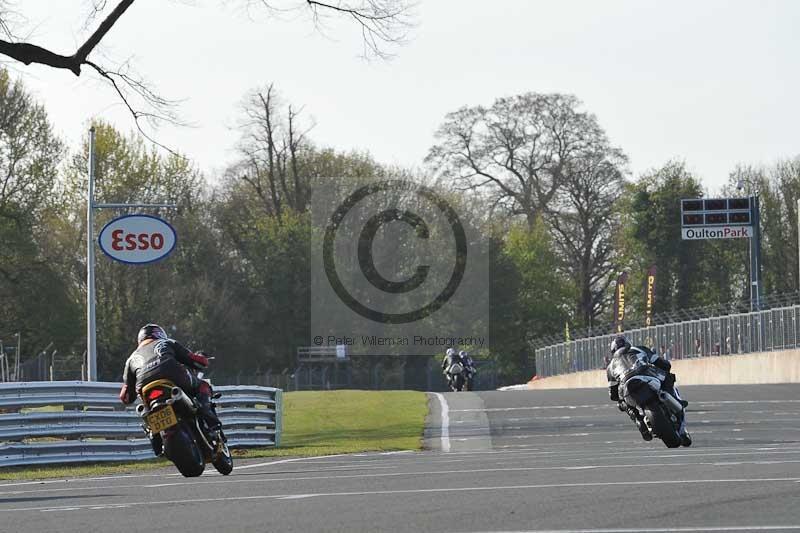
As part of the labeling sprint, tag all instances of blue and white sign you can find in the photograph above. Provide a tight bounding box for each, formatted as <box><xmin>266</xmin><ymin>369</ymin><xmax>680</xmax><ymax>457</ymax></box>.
<box><xmin>98</xmin><ymin>214</ymin><xmax>177</xmax><ymax>264</ymax></box>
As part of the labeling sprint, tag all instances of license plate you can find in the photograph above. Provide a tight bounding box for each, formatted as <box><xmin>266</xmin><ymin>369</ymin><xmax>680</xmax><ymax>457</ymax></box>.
<box><xmin>147</xmin><ymin>405</ymin><xmax>177</xmax><ymax>433</ymax></box>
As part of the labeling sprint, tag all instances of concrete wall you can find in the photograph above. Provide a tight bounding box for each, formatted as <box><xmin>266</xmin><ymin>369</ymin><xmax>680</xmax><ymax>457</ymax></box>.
<box><xmin>527</xmin><ymin>349</ymin><xmax>800</xmax><ymax>390</ymax></box>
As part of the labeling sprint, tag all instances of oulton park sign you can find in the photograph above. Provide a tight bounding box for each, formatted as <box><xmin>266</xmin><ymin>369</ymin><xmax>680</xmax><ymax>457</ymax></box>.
<box><xmin>680</xmin><ymin>198</ymin><xmax>754</xmax><ymax>241</ymax></box>
<box><xmin>681</xmin><ymin>225</ymin><xmax>753</xmax><ymax>240</ymax></box>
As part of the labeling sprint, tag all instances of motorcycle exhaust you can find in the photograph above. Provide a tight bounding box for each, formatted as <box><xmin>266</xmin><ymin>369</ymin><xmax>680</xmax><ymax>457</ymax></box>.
<box><xmin>171</xmin><ymin>387</ymin><xmax>196</xmax><ymax>414</ymax></box>
<box><xmin>659</xmin><ymin>391</ymin><xmax>684</xmax><ymax>414</ymax></box>
<box><xmin>136</xmin><ymin>403</ymin><xmax>146</xmax><ymax>417</ymax></box>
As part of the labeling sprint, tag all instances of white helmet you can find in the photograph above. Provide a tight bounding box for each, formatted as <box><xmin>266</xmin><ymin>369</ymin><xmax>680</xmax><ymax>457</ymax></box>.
<box><xmin>459</xmin><ymin>350</ymin><xmax>468</xmax><ymax>357</ymax></box>
<box><xmin>446</xmin><ymin>348</ymin><xmax>456</xmax><ymax>357</ymax></box>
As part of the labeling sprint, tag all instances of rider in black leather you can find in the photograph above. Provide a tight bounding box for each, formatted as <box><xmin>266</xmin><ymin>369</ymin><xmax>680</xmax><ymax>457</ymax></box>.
<box><xmin>119</xmin><ymin>324</ymin><xmax>221</xmax><ymax>455</ymax></box>
<box><xmin>441</xmin><ymin>348</ymin><xmax>464</xmax><ymax>387</ymax></box>
<box><xmin>607</xmin><ymin>335</ymin><xmax>690</xmax><ymax>445</ymax></box>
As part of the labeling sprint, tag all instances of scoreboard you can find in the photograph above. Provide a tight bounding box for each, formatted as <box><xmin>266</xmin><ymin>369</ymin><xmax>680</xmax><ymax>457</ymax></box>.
<box><xmin>681</xmin><ymin>198</ymin><xmax>753</xmax><ymax>240</ymax></box>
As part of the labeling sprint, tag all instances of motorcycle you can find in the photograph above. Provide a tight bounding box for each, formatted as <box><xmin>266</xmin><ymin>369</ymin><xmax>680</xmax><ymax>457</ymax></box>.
<box><xmin>465</xmin><ymin>365</ymin><xmax>476</xmax><ymax>391</ymax></box>
<box><xmin>447</xmin><ymin>362</ymin><xmax>466</xmax><ymax>392</ymax></box>
<box><xmin>619</xmin><ymin>364</ymin><xmax>690</xmax><ymax>449</ymax></box>
<box><xmin>136</xmin><ymin>369</ymin><xmax>233</xmax><ymax>477</ymax></box>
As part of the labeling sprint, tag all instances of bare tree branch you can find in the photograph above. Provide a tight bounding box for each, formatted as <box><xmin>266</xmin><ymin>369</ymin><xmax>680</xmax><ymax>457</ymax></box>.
<box><xmin>0</xmin><ymin>0</ymin><xmax>413</xmax><ymax>148</ymax></box>
<box><xmin>0</xmin><ymin>0</ymin><xmax>134</xmax><ymax>75</ymax></box>
<box><xmin>306</xmin><ymin>0</ymin><xmax>414</xmax><ymax>59</ymax></box>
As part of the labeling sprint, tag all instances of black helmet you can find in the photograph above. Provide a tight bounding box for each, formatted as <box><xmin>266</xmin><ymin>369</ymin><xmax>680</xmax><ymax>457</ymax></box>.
<box><xmin>610</xmin><ymin>334</ymin><xmax>630</xmax><ymax>355</ymax></box>
<box><xmin>137</xmin><ymin>324</ymin><xmax>167</xmax><ymax>344</ymax></box>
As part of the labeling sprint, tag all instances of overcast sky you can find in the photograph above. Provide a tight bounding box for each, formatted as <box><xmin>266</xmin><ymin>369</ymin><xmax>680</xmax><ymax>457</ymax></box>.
<box><xmin>8</xmin><ymin>0</ymin><xmax>800</xmax><ymax>190</ymax></box>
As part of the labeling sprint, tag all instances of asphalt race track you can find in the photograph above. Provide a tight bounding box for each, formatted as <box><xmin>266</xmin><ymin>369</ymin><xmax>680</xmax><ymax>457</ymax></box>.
<box><xmin>1</xmin><ymin>384</ymin><xmax>800</xmax><ymax>532</ymax></box>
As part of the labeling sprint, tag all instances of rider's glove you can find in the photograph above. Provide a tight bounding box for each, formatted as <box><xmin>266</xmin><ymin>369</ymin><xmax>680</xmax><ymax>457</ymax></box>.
<box><xmin>189</xmin><ymin>351</ymin><xmax>209</xmax><ymax>368</ymax></box>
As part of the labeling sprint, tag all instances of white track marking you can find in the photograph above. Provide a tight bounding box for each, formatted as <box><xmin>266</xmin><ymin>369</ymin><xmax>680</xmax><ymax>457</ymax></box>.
<box><xmin>434</xmin><ymin>392</ymin><xmax>451</xmax><ymax>452</ymax></box>
<box><xmin>470</xmin><ymin>526</ymin><xmax>800</xmax><ymax>532</ymax></box>
<box><xmin>5</xmin><ymin>458</ymin><xmax>800</xmax><ymax>497</ymax></box>
<box><xmin>3</xmin><ymin>477</ymin><xmax>799</xmax><ymax>513</ymax></box>
<box><xmin>235</xmin><ymin>453</ymin><xmax>351</xmax><ymax>470</ymax></box>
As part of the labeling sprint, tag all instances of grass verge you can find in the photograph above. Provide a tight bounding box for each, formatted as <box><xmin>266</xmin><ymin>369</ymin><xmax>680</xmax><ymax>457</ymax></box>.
<box><xmin>0</xmin><ymin>390</ymin><xmax>428</xmax><ymax>480</ymax></box>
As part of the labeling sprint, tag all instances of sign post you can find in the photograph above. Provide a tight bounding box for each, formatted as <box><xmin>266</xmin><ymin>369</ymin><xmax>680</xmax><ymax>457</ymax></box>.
<box><xmin>680</xmin><ymin>196</ymin><xmax>762</xmax><ymax>311</ymax></box>
<box><xmin>85</xmin><ymin>127</ymin><xmax>177</xmax><ymax>381</ymax></box>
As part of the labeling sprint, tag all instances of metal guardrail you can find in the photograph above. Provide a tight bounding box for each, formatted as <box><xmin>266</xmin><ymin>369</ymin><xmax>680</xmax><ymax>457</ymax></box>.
<box><xmin>0</xmin><ymin>381</ymin><xmax>283</xmax><ymax>468</ymax></box>
<box><xmin>535</xmin><ymin>303</ymin><xmax>800</xmax><ymax>378</ymax></box>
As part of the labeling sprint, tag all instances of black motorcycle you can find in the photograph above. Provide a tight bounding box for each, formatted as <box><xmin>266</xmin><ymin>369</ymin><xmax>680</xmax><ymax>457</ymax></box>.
<box><xmin>446</xmin><ymin>362</ymin><xmax>467</xmax><ymax>392</ymax></box>
<box><xmin>619</xmin><ymin>365</ymin><xmax>690</xmax><ymax>449</ymax></box>
<box><xmin>136</xmin><ymin>372</ymin><xmax>233</xmax><ymax>477</ymax></box>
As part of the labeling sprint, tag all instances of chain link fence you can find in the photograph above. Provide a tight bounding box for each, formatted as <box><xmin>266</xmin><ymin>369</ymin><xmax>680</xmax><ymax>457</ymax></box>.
<box><xmin>534</xmin><ymin>304</ymin><xmax>800</xmax><ymax>378</ymax></box>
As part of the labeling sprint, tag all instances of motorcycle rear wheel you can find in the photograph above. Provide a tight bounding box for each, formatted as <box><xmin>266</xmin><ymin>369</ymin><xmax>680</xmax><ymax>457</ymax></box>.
<box><xmin>165</xmin><ymin>423</ymin><xmax>205</xmax><ymax>477</ymax></box>
<box><xmin>645</xmin><ymin>405</ymin><xmax>681</xmax><ymax>449</ymax></box>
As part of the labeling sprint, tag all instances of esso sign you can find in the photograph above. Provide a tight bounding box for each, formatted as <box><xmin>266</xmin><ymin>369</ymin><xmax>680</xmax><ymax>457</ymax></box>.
<box><xmin>98</xmin><ymin>214</ymin><xmax>177</xmax><ymax>264</ymax></box>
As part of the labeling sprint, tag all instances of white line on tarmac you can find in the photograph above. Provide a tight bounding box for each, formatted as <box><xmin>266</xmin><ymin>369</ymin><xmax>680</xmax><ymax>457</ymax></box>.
<box><xmin>469</xmin><ymin>526</ymin><xmax>800</xmax><ymax>532</ymax></box>
<box><xmin>307</xmin><ymin>444</ymin><xmax>800</xmax><ymax>466</ymax></box>
<box><xmin>434</xmin><ymin>392</ymin><xmax>451</xmax><ymax>452</ymax></box>
<box><xmin>451</xmin><ymin>399</ymin><xmax>800</xmax><ymax>413</ymax></box>
<box><xmin>3</xmin><ymin>477</ymin><xmax>799</xmax><ymax>514</ymax></box>
<box><xmin>3</xmin><ymin>460</ymin><xmax>800</xmax><ymax>497</ymax></box>
<box><xmin>235</xmin><ymin>453</ymin><xmax>351</xmax><ymax>470</ymax></box>
<box><xmin>695</xmin><ymin>400</ymin><xmax>800</xmax><ymax>405</ymax></box>
<box><xmin>451</xmin><ymin>405</ymin><xmax>604</xmax><ymax>412</ymax></box>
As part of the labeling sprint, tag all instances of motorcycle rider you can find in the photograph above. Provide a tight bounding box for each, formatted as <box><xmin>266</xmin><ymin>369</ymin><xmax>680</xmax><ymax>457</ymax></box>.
<box><xmin>606</xmin><ymin>335</ymin><xmax>691</xmax><ymax>446</ymax></box>
<box><xmin>118</xmin><ymin>324</ymin><xmax>222</xmax><ymax>456</ymax></box>
<box><xmin>459</xmin><ymin>350</ymin><xmax>476</xmax><ymax>389</ymax></box>
<box><xmin>441</xmin><ymin>348</ymin><xmax>463</xmax><ymax>388</ymax></box>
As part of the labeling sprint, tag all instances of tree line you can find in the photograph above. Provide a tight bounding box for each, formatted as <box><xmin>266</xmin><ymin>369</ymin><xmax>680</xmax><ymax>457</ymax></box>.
<box><xmin>1</xmin><ymin>68</ymin><xmax>798</xmax><ymax>384</ymax></box>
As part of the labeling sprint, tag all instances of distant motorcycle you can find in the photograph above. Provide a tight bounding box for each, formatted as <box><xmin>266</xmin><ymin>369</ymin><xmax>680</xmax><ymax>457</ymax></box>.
<box><xmin>136</xmin><ymin>369</ymin><xmax>233</xmax><ymax>477</ymax></box>
<box><xmin>446</xmin><ymin>362</ymin><xmax>467</xmax><ymax>392</ymax></box>
<box><xmin>619</xmin><ymin>363</ymin><xmax>689</xmax><ymax>448</ymax></box>
<box><xmin>465</xmin><ymin>365</ymin><xmax>476</xmax><ymax>391</ymax></box>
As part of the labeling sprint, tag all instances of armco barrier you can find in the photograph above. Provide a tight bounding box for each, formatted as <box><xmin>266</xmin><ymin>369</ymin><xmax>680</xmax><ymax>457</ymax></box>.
<box><xmin>0</xmin><ymin>381</ymin><xmax>282</xmax><ymax>467</ymax></box>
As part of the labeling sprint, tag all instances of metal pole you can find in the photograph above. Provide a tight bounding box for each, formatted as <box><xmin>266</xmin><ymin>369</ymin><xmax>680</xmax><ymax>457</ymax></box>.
<box><xmin>797</xmin><ymin>197</ymin><xmax>800</xmax><ymax>294</ymax></box>
<box><xmin>87</xmin><ymin>127</ymin><xmax>98</xmax><ymax>382</ymax></box>
<box><xmin>749</xmin><ymin>195</ymin><xmax>763</xmax><ymax>312</ymax></box>
<box><xmin>15</xmin><ymin>332</ymin><xmax>20</xmax><ymax>381</ymax></box>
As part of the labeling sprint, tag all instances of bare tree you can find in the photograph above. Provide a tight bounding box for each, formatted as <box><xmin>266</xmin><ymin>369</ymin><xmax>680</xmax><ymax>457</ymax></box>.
<box><xmin>0</xmin><ymin>1</ymin><xmax>413</xmax><ymax>142</ymax></box>
<box><xmin>547</xmin><ymin>149</ymin><xmax>626</xmax><ymax>327</ymax></box>
<box><xmin>428</xmin><ymin>92</ymin><xmax>627</xmax><ymax>327</ymax></box>
<box><xmin>0</xmin><ymin>69</ymin><xmax>63</xmax><ymax>219</ymax></box>
<box><xmin>426</xmin><ymin>93</ymin><xmax>609</xmax><ymax>229</ymax></box>
<box><xmin>233</xmin><ymin>84</ymin><xmax>314</xmax><ymax>219</ymax></box>
<box><xmin>0</xmin><ymin>67</ymin><xmax>63</xmax><ymax>287</ymax></box>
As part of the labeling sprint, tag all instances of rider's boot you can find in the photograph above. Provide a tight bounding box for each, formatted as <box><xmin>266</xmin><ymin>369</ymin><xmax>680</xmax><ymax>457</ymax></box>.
<box><xmin>196</xmin><ymin>382</ymin><xmax>222</xmax><ymax>432</ymax></box>
<box><xmin>680</xmin><ymin>430</ymin><xmax>692</xmax><ymax>447</ymax></box>
<box><xmin>150</xmin><ymin>432</ymin><xmax>164</xmax><ymax>456</ymax></box>
<box><xmin>634</xmin><ymin>417</ymin><xmax>653</xmax><ymax>441</ymax></box>
<box><xmin>627</xmin><ymin>407</ymin><xmax>652</xmax><ymax>441</ymax></box>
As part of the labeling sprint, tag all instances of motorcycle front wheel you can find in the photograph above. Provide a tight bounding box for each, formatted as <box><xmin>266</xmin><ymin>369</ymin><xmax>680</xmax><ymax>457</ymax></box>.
<box><xmin>213</xmin><ymin>440</ymin><xmax>234</xmax><ymax>475</ymax></box>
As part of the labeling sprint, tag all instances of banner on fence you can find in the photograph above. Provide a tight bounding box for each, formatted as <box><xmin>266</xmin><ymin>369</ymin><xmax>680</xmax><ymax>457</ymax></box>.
<box><xmin>645</xmin><ymin>265</ymin><xmax>657</xmax><ymax>326</ymax></box>
<box><xmin>613</xmin><ymin>272</ymin><xmax>629</xmax><ymax>333</ymax></box>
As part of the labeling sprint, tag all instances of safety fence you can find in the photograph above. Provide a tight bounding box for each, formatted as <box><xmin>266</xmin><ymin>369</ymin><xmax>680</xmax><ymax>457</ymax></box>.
<box><xmin>535</xmin><ymin>304</ymin><xmax>800</xmax><ymax>378</ymax></box>
<box><xmin>0</xmin><ymin>381</ymin><xmax>282</xmax><ymax>468</ymax></box>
